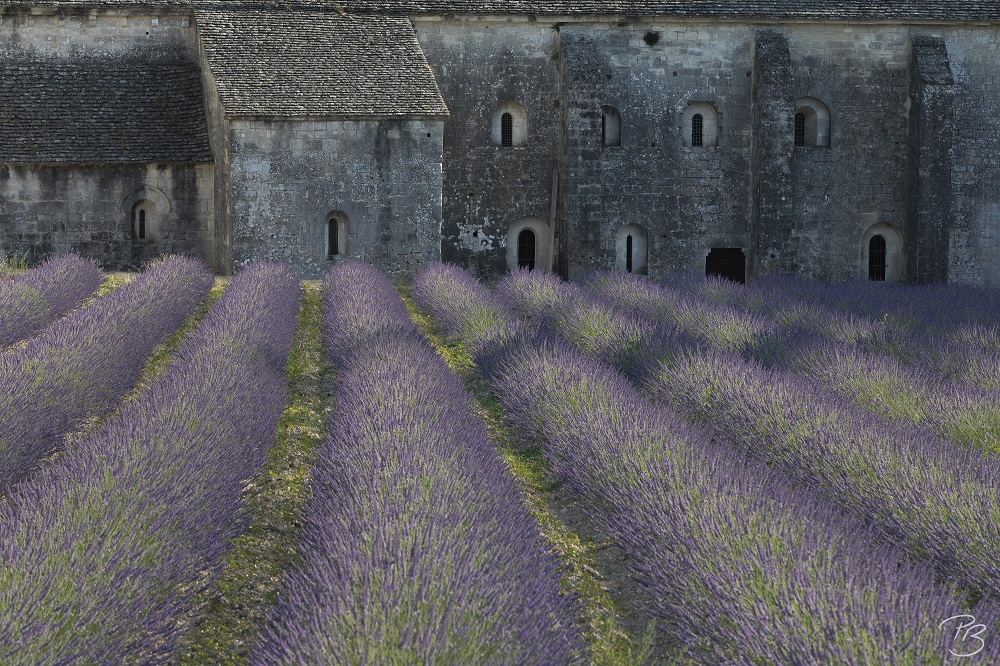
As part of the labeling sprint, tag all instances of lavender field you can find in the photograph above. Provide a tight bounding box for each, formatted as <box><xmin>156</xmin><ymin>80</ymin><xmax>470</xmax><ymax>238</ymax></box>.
<box><xmin>2</xmin><ymin>255</ymin><xmax>999</xmax><ymax>664</ymax></box>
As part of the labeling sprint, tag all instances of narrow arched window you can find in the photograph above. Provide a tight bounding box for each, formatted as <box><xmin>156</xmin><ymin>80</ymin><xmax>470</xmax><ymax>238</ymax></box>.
<box><xmin>793</xmin><ymin>98</ymin><xmax>831</xmax><ymax>148</ymax></box>
<box><xmin>501</xmin><ymin>113</ymin><xmax>513</xmax><ymax>147</ymax></box>
<box><xmin>626</xmin><ymin>235</ymin><xmax>633</xmax><ymax>273</ymax></box>
<box><xmin>131</xmin><ymin>200</ymin><xmax>154</xmax><ymax>241</ymax></box>
<box><xmin>602</xmin><ymin>105</ymin><xmax>622</xmax><ymax>147</ymax></box>
<box><xmin>691</xmin><ymin>114</ymin><xmax>704</xmax><ymax>147</ymax></box>
<box><xmin>869</xmin><ymin>235</ymin><xmax>887</xmax><ymax>281</ymax></box>
<box><xmin>517</xmin><ymin>228</ymin><xmax>536</xmax><ymax>270</ymax></box>
<box><xmin>327</xmin><ymin>212</ymin><xmax>348</xmax><ymax>258</ymax></box>
<box><xmin>327</xmin><ymin>219</ymin><xmax>338</xmax><ymax>257</ymax></box>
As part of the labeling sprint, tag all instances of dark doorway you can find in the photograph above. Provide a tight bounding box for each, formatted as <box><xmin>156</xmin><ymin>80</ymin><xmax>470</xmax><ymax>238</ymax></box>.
<box><xmin>518</xmin><ymin>229</ymin><xmax>536</xmax><ymax>269</ymax></box>
<box><xmin>706</xmin><ymin>248</ymin><xmax>745</xmax><ymax>284</ymax></box>
<box><xmin>626</xmin><ymin>235</ymin><xmax>634</xmax><ymax>273</ymax></box>
<box><xmin>869</xmin><ymin>235</ymin><xmax>887</xmax><ymax>281</ymax></box>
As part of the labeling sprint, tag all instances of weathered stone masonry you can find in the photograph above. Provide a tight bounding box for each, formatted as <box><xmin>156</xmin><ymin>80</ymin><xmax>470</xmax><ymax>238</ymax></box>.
<box><xmin>0</xmin><ymin>1</ymin><xmax>998</xmax><ymax>285</ymax></box>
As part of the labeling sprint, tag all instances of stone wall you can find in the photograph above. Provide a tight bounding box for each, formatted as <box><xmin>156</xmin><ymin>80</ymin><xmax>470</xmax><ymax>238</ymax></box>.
<box><xmin>196</xmin><ymin>22</ymin><xmax>232</xmax><ymax>275</ymax></box>
<box><xmin>944</xmin><ymin>27</ymin><xmax>1000</xmax><ymax>286</ymax></box>
<box><xmin>562</xmin><ymin>22</ymin><xmax>753</xmax><ymax>281</ymax></box>
<box><xmin>0</xmin><ymin>163</ymin><xmax>214</xmax><ymax>269</ymax></box>
<box><xmin>228</xmin><ymin>118</ymin><xmax>444</xmax><ymax>278</ymax></box>
<box><xmin>0</xmin><ymin>9</ymin><xmax>196</xmax><ymax>60</ymax></box>
<box><xmin>413</xmin><ymin>18</ymin><xmax>563</xmax><ymax>279</ymax></box>
<box><xmin>780</xmin><ymin>25</ymin><xmax>912</xmax><ymax>282</ymax></box>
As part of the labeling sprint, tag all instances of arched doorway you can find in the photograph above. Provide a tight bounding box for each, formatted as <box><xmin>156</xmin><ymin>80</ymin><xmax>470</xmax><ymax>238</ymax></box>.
<box><xmin>518</xmin><ymin>228</ymin><xmax>536</xmax><ymax>270</ymax></box>
<box><xmin>860</xmin><ymin>223</ymin><xmax>904</xmax><ymax>282</ymax></box>
<box><xmin>706</xmin><ymin>248</ymin><xmax>746</xmax><ymax>283</ymax></box>
<box><xmin>506</xmin><ymin>217</ymin><xmax>550</xmax><ymax>271</ymax></box>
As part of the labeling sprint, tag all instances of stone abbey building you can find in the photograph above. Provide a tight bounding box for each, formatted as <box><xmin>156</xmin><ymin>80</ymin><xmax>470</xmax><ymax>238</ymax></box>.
<box><xmin>0</xmin><ymin>0</ymin><xmax>997</xmax><ymax>284</ymax></box>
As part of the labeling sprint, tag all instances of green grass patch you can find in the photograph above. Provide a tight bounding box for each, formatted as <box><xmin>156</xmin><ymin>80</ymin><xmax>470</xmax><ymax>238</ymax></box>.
<box><xmin>178</xmin><ymin>281</ymin><xmax>332</xmax><ymax>665</ymax></box>
<box><xmin>401</xmin><ymin>285</ymin><xmax>657</xmax><ymax>666</ymax></box>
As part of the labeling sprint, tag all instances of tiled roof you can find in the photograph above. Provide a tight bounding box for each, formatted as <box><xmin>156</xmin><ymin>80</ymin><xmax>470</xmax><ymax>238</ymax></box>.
<box><xmin>0</xmin><ymin>0</ymin><xmax>995</xmax><ymax>21</ymax></box>
<box><xmin>0</xmin><ymin>58</ymin><xmax>212</xmax><ymax>164</ymax></box>
<box><xmin>330</xmin><ymin>0</ymin><xmax>1000</xmax><ymax>22</ymax></box>
<box><xmin>195</xmin><ymin>9</ymin><xmax>449</xmax><ymax>117</ymax></box>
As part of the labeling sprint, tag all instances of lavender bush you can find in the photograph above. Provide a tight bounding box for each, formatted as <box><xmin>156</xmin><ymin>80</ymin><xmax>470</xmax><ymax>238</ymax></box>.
<box><xmin>494</xmin><ymin>341</ymin><xmax>998</xmax><ymax>664</ymax></box>
<box><xmin>0</xmin><ymin>254</ymin><xmax>103</xmax><ymax>348</ymax></box>
<box><xmin>252</xmin><ymin>262</ymin><xmax>583</xmax><ymax>665</ymax></box>
<box><xmin>419</xmin><ymin>264</ymin><xmax>1000</xmax><ymax>662</ymax></box>
<box><xmin>501</xmin><ymin>270</ymin><xmax>1000</xmax><ymax>601</ymax></box>
<box><xmin>586</xmin><ymin>270</ymin><xmax>1000</xmax><ymax>453</ymax></box>
<box><xmin>0</xmin><ymin>260</ymin><xmax>300</xmax><ymax>664</ymax></box>
<box><xmin>0</xmin><ymin>255</ymin><xmax>213</xmax><ymax>492</ymax></box>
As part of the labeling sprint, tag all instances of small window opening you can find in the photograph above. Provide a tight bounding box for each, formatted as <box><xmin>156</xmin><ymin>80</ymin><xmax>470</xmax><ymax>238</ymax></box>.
<box><xmin>517</xmin><ymin>228</ymin><xmax>536</xmax><ymax>270</ymax></box>
<box><xmin>138</xmin><ymin>209</ymin><xmax>146</xmax><ymax>240</ymax></box>
<box><xmin>602</xmin><ymin>106</ymin><xmax>622</xmax><ymax>147</ymax></box>
<box><xmin>691</xmin><ymin>114</ymin><xmax>704</xmax><ymax>147</ymax></box>
<box><xmin>328</xmin><ymin>219</ymin><xmax>338</xmax><ymax>257</ymax></box>
<box><xmin>327</xmin><ymin>213</ymin><xmax>348</xmax><ymax>259</ymax></box>
<box><xmin>794</xmin><ymin>112</ymin><xmax>806</xmax><ymax>147</ymax></box>
<box><xmin>626</xmin><ymin>235</ymin><xmax>634</xmax><ymax>273</ymax></box>
<box><xmin>869</xmin><ymin>235</ymin><xmax>887</xmax><ymax>281</ymax></box>
<box><xmin>501</xmin><ymin>113</ymin><xmax>513</xmax><ymax>147</ymax></box>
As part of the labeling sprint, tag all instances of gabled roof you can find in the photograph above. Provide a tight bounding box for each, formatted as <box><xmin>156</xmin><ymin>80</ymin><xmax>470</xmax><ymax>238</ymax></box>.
<box><xmin>0</xmin><ymin>58</ymin><xmax>212</xmax><ymax>164</ymax></box>
<box><xmin>195</xmin><ymin>9</ymin><xmax>449</xmax><ymax>118</ymax></box>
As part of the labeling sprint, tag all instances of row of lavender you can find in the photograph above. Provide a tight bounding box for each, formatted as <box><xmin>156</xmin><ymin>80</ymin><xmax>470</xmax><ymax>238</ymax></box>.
<box><xmin>626</xmin><ymin>272</ymin><xmax>1000</xmax><ymax>451</ymax></box>
<box><xmin>0</xmin><ymin>256</ymin><xmax>213</xmax><ymax>491</ymax></box>
<box><xmin>251</xmin><ymin>263</ymin><xmax>582</xmax><ymax>664</ymax></box>
<box><xmin>501</xmin><ymin>269</ymin><xmax>1000</xmax><ymax>603</ymax></box>
<box><xmin>0</xmin><ymin>254</ymin><xmax>103</xmax><ymax>348</ymax></box>
<box><xmin>0</xmin><ymin>261</ymin><xmax>300</xmax><ymax>663</ymax></box>
<box><xmin>412</xmin><ymin>264</ymin><xmax>1000</xmax><ymax>663</ymax></box>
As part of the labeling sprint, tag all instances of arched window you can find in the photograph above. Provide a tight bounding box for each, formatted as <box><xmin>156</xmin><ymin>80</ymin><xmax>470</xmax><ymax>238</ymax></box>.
<box><xmin>327</xmin><ymin>211</ymin><xmax>348</xmax><ymax>259</ymax></box>
<box><xmin>682</xmin><ymin>102</ymin><xmax>719</xmax><ymax>148</ymax></box>
<box><xmin>861</xmin><ymin>223</ymin><xmax>903</xmax><ymax>282</ymax></box>
<box><xmin>616</xmin><ymin>223</ymin><xmax>648</xmax><ymax>274</ymax></box>
<box><xmin>691</xmin><ymin>114</ymin><xmax>704</xmax><ymax>147</ymax></box>
<box><xmin>506</xmin><ymin>217</ymin><xmax>550</xmax><ymax>271</ymax></box>
<box><xmin>518</xmin><ymin>229</ymin><xmax>536</xmax><ymax>269</ymax></box>
<box><xmin>501</xmin><ymin>113</ymin><xmax>513</xmax><ymax>147</ymax></box>
<box><xmin>492</xmin><ymin>101</ymin><xmax>528</xmax><ymax>147</ymax></box>
<box><xmin>869</xmin><ymin>235</ymin><xmax>887</xmax><ymax>281</ymax></box>
<box><xmin>792</xmin><ymin>97</ymin><xmax>831</xmax><ymax>148</ymax></box>
<box><xmin>131</xmin><ymin>200</ymin><xmax>154</xmax><ymax>241</ymax></box>
<box><xmin>602</xmin><ymin>105</ymin><xmax>622</xmax><ymax>147</ymax></box>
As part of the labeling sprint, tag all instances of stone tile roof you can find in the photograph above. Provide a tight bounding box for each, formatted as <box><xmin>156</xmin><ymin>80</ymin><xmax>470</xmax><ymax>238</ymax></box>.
<box><xmin>195</xmin><ymin>9</ymin><xmax>449</xmax><ymax>117</ymax></box>
<box><xmin>0</xmin><ymin>0</ymin><xmax>996</xmax><ymax>21</ymax></box>
<box><xmin>332</xmin><ymin>0</ymin><xmax>1000</xmax><ymax>22</ymax></box>
<box><xmin>0</xmin><ymin>58</ymin><xmax>212</xmax><ymax>164</ymax></box>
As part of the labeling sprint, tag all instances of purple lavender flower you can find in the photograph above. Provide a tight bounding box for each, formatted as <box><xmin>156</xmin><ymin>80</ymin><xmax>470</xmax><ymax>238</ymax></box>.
<box><xmin>0</xmin><ymin>254</ymin><xmax>103</xmax><ymax>348</ymax></box>
<box><xmin>253</xmin><ymin>262</ymin><xmax>583</xmax><ymax>665</ymax></box>
<box><xmin>0</xmin><ymin>255</ymin><xmax>214</xmax><ymax>492</ymax></box>
<box><xmin>0</xmin><ymin>260</ymin><xmax>300</xmax><ymax>664</ymax></box>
